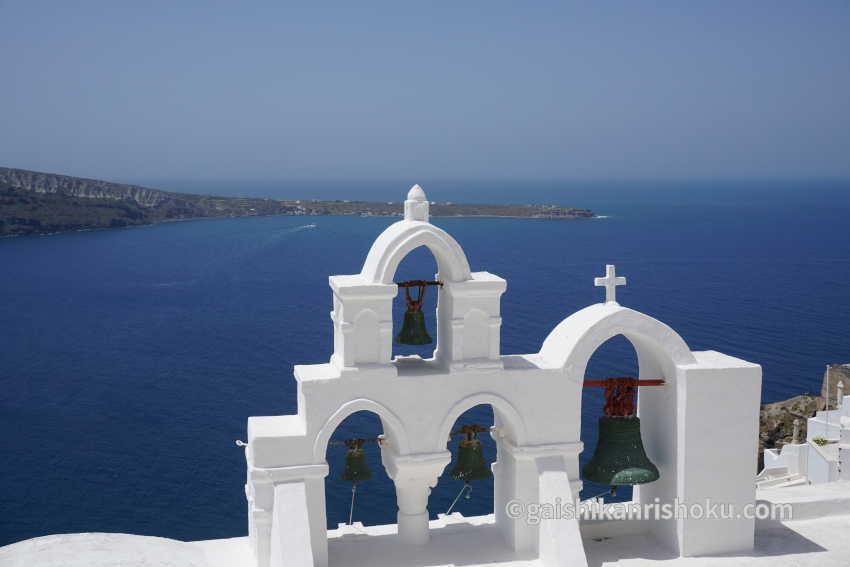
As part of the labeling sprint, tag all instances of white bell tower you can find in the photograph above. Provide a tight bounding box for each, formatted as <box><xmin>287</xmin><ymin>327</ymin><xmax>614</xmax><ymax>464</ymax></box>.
<box><xmin>243</xmin><ymin>186</ymin><xmax>763</xmax><ymax>567</ymax></box>
<box><xmin>328</xmin><ymin>185</ymin><xmax>506</xmax><ymax>373</ymax></box>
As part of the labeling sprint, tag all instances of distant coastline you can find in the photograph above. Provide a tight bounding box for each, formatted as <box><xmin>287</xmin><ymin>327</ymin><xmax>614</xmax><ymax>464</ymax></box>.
<box><xmin>0</xmin><ymin>167</ymin><xmax>595</xmax><ymax>237</ymax></box>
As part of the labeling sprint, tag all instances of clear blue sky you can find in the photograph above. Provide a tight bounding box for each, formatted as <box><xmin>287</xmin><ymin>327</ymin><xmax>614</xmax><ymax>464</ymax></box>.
<box><xmin>2</xmin><ymin>1</ymin><xmax>849</xmax><ymax>182</ymax></box>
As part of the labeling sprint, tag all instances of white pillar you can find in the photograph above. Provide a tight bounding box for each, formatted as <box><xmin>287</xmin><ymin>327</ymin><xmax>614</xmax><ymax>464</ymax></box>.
<box><xmin>251</xmin><ymin>511</ymin><xmax>272</xmax><ymax>567</ymax></box>
<box><xmin>382</xmin><ymin>451</ymin><xmax>451</xmax><ymax>545</ymax></box>
<box><xmin>249</xmin><ymin>464</ymin><xmax>329</xmax><ymax>567</ymax></box>
<box><xmin>397</xmin><ymin>482</ymin><xmax>432</xmax><ymax>544</ymax></box>
<box><xmin>537</xmin><ymin>456</ymin><xmax>589</xmax><ymax>567</ymax></box>
<box><xmin>246</xmin><ymin>469</ymin><xmax>275</xmax><ymax>567</ymax></box>
<box><xmin>676</xmin><ymin>354</ymin><xmax>761</xmax><ymax>556</ymax></box>
<box><xmin>437</xmin><ymin>274</ymin><xmax>506</xmax><ymax>371</ymax></box>
<box><xmin>271</xmin><ymin>483</ymin><xmax>315</xmax><ymax>567</ymax></box>
<box><xmin>496</xmin><ymin>437</ymin><xmax>583</xmax><ymax>554</ymax></box>
<box><xmin>328</xmin><ymin>277</ymin><xmax>397</xmax><ymax>371</ymax></box>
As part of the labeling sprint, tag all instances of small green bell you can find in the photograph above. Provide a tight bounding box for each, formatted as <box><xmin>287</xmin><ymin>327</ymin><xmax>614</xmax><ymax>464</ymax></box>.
<box><xmin>340</xmin><ymin>447</ymin><xmax>373</xmax><ymax>482</ymax></box>
<box><xmin>395</xmin><ymin>284</ymin><xmax>433</xmax><ymax>345</ymax></box>
<box><xmin>582</xmin><ymin>416</ymin><xmax>659</xmax><ymax>486</ymax></box>
<box><xmin>450</xmin><ymin>438</ymin><xmax>493</xmax><ymax>482</ymax></box>
<box><xmin>395</xmin><ymin>310</ymin><xmax>433</xmax><ymax>345</ymax></box>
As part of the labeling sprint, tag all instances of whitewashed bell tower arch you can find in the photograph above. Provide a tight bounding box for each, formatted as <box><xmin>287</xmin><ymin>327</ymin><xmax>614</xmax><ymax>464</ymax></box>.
<box><xmin>329</xmin><ymin>185</ymin><xmax>506</xmax><ymax>372</ymax></box>
<box><xmin>243</xmin><ymin>186</ymin><xmax>762</xmax><ymax>567</ymax></box>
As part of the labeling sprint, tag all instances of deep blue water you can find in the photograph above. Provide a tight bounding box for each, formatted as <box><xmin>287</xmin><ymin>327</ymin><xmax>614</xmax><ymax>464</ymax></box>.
<box><xmin>2</xmin><ymin>180</ymin><xmax>849</xmax><ymax>546</ymax></box>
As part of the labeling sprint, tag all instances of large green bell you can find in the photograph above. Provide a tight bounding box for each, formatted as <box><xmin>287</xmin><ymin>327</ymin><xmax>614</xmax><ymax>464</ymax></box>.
<box><xmin>340</xmin><ymin>447</ymin><xmax>373</xmax><ymax>482</ymax></box>
<box><xmin>395</xmin><ymin>310</ymin><xmax>433</xmax><ymax>345</ymax></box>
<box><xmin>582</xmin><ymin>416</ymin><xmax>660</xmax><ymax>486</ymax></box>
<box><xmin>450</xmin><ymin>438</ymin><xmax>493</xmax><ymax>482</ymax></box>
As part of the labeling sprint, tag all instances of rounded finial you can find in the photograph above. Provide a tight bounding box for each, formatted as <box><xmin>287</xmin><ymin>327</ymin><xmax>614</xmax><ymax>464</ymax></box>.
<box><xmin>404</xmin><ymin>184</ymin><xmax>429</xmax><ymax>221</ymax></box>
<box><xmin>407</xmin><ymin>184</ymin><xmax>427</xmax><ymax>202</ymax></box>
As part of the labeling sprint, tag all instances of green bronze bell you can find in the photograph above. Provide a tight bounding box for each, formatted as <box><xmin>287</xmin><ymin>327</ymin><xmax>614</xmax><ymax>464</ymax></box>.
<box><xmin>450</xmin><ymin>437</ymin><xmax>493</xmax><ymax>482</ymax></box>
<box><xmin>395</xmin><ymin>283</ymin><xmax>433</xmax><ymax>345</ymax></box>
<box><xmin>340</xmin><ymin>447</ymin><xmax>373</xmax><ymax>482</ymax></box>
<box><xmin>582</xmin><ymin>416</ymin><xmax>659</xmax><ymax>486</ymax></box>
<box><xmin>395</xmin><ymin>310</ymin><xmax>432</xmax><ymax>345</ymax></box>
<box><xmin>445</xmin><ymin>426</ymin><xmax>492</xmax><ymax>509</ymax></box>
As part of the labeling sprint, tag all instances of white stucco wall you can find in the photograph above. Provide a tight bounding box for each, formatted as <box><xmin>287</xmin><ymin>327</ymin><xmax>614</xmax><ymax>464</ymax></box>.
<box><xmin>801</xmin><ymin>395</ymin><xmax>850</xmax><ymax>484</ymax></box>
<box><xmin>763</xmin><ymin>443</ymin><xmax>809</xmax><ymax>476</ymax></box>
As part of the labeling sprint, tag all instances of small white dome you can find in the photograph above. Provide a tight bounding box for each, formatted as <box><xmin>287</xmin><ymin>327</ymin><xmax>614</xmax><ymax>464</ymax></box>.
<box><xmin>407</xmin><ymin>184</ymin><xmax>427</xmax><ymax>201</ymax></box>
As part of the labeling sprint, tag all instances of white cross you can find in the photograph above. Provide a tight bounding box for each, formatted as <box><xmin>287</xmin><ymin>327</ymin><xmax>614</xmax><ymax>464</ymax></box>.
<box><xmin>594</xmin><ymin>264</ymin><xmax>627</xmax><ymax>304</ymax></box>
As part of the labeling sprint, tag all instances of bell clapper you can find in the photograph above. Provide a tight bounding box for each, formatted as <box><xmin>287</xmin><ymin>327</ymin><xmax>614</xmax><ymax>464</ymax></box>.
<box><xmin>446</xmin><ymin>481</ymin><xmax>471</xmax><ymax>515</ymax></box>
<box><xmin>348</xmin><ymin>480</ymin><xmax>357</xmax><ymax>526</ymax></box>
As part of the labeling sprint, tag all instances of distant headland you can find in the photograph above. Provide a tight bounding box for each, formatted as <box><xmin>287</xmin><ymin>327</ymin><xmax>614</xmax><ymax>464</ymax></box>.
<box><xmin>0</xmin><ymin>167</ymin><xmax>595</xmax><ymax>237</ymax></box>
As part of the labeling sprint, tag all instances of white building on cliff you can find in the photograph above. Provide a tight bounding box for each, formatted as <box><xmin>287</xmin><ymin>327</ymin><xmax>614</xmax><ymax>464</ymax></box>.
<box><xmin>760</xmin><ymin>389</ymin><xmax>850</xmax><ymax>487</ymax></box>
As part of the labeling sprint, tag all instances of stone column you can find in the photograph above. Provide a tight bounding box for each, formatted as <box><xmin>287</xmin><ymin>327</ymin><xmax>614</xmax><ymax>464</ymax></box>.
<box><xmin>382</xmin><ymin>451</ymin><xmax>451</xmax><ymax>545</ymax></box>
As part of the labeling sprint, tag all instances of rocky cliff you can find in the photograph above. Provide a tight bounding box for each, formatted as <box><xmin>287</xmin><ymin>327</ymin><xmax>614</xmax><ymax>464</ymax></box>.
<box><xmin>0</xmin><ymin>167</ymin><xmax>309</xmax><ymax>236</ymax></box>
<box><xmin>0</xmin><ymin>167</ymin><xmax>172</xmax><ymax>207</ymax></box>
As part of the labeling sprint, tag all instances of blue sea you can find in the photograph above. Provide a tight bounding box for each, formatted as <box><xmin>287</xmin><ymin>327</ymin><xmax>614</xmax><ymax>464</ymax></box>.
<box><xmin>2</xmin><ymin>180</ymin><xmax>849</xmax><ymax>546</ymax></box>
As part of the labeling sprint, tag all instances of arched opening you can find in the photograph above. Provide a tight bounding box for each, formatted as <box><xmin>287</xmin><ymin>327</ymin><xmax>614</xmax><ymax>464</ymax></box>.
<box><xmin>580</xmin><ymin>334</ymin><xmax>641</xmax><ymax>503</ymax></box>
<box><xmin>540</xmin><ymin>304</ymin><xmax>693</xmax><ymax>515</ymax></box>
<box><xmin>539</xmin><ymin>305</ymin><xmax>693</xmax><ymax>554</ymax></box>
<box><xmin>430</xmin><ymin>403</ymin><xmax>497</xmax><ymax>520</ymax></box>
<box><xmin>324</xmin><ymin>410</ymin><xmax>397</xmax><ymax>529</ymax></box>
<box><xmin>391</xmin><ymin>245</ymin><xmax>440</xmax><ymax>361</ymax></box>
